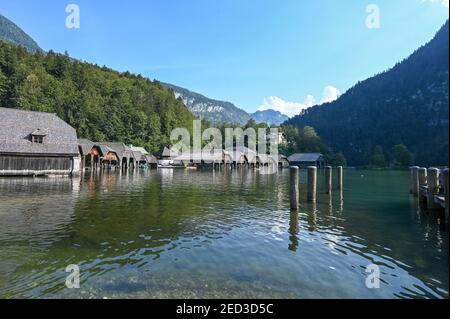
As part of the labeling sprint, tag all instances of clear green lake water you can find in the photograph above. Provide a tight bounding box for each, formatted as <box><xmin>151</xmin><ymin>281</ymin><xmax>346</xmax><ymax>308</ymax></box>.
<box><xmin>0</xmin><ymin>169</ymin><xmax>448</xmax><ymax>299</ymax></box>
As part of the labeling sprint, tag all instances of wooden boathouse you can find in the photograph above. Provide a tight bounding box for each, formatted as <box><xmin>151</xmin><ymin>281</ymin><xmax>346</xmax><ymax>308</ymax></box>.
<box><xmin>78</xmin><ymin>139</ymin><xmax>120</xmax><ymax>169</ymax></box>
<box><xmin>225</xmin><ymin>146</ymin><xmax>278</xmax><ymax>168</ymax></box>
<box><xmin>0</xmin><ymin>107</ymin><xmax>81</xmax><ymax>176</ymax></box>
<box><xmin>156</xmin><ymin>146</ymin><xmax>179</xmax><ymax>160</ymax></box>
<box><xmin>277</xmin><ymin>155</ymin><xmax>290</xmax><ymax>168</ymax></box>
<box><xmin>97</xmin><ymin>142</ymin><xmax>135</xmax><ymax>169</ymax></box>
<box><xmin>164</xmin><ymin>146</ymin><xmax>281</xmax><ymax>169</ymax></box>
<box><xmin>98</xmin><ymin>144</ymin><xmax>120</xmax><ymax>168</ymax></box>
<box><xmin>288</xmin><ymin>153</ymin><xmax>326</xmax><ymax>168</ymax></box>
<box><xmin>78</xmin><ymin>140</ymin><xmax>157</xmax><ymax>171</ymax></box>
<box><xmin>78</xmin><ymin>139</ymin><xmax>102</xmax><ymax>169</ymax></box>
<box><xmin>144</xmin><ymin>154</ymin><xmax>158</xmax><ymax>169</ymax></box>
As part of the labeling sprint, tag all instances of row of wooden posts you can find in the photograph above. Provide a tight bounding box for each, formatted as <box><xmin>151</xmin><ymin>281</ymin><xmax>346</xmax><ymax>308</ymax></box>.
<box><xmin>410</xmin><ymin>166</ymin><xmax>449</xmax><ymax>224</ymax></box>
<box><xmin>289</xmin><ymin>166</ymin><xmax>343</xmax><ymax>210</ymax></box>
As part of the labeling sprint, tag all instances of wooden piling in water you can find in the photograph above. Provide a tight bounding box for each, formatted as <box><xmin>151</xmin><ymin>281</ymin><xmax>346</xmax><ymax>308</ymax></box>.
<box><xmin>418</xmin><ymin>168</ymin><xmax>427</xmax><ymax>203</ymax></box>
<box><xmin>307</xmin><ymin>166</ymin><xmax>317</xmax><ymax>202</ymax></box>
<box><xmin>444</xmin><ymin>168</ymin><xmax>449</xmax><ymax>224</ymax></box>
<box><xmin>290</xmin><ymin>166</ymin><xmax>299</xmax><ymax>210</ymax></box>
<box><xmin>336</xmin><ymin>166</ymin><xmax>343</xmax><ymax>191</ymax></box>
<box><xmin>418</xmin><ymin>168</ymin><xmax>427</xmax><ymax>187</ymax></box>
<box><xmin>410</xmin><ymin>166</ymin><xmax>419</xmax><ymax>197</ymax></box>
<box><xmin>325</xmin><ymin>166</ymin><xmax>332</xmax><ymax>194</ymax></box>
<box><xmin>427</xmin><ymin>168</ymin><xmax>440</xmax><ymax>210</ymax></box>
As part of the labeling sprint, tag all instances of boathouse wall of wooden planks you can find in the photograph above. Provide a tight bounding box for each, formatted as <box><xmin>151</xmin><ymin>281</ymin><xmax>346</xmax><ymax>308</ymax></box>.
<box><xmin>0</xmin><ymin>107</ymin><xmax>80</xmax><ymax>176</ymax></box>
<box><xmin>0</xmin><ymin>154</ymin><xmax>74</xmax><ymax>175</ymax></box>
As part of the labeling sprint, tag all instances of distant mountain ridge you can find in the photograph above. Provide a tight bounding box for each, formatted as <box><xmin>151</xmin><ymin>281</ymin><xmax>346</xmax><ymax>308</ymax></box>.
<box><xmin>286</xmin><ymin>21</ymin><xmax>449</xmax><ymax>166</ymax></box>
<box><xmin>251</xmin><ymin>109</ymin><xmax>289</xmax><ymax>126</ymax></box>
<box><xmin>0</xmin><ymin>14</ymin><xmax>41</xmax><ymax>53</ymax></box>
<box><xmin>161</xmin><ymin>82</ymin><xmax>252</xmax><ymax>125</ymax></box>
<box><xmin>162</xmin><ymin>82</ymin><xmax>290</xmax><ymax>125</ymax></box>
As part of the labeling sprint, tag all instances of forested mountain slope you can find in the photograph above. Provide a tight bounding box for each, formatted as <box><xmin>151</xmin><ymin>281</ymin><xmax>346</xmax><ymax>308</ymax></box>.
<box><xmin>287</xmin><ymin>21</ymin><xmax>449</xmax><ymax>166</ymax></box>
<box><xmin>0</xmin><ymin>14</ymin><xmax>41</xmax><ymax>53</ymax></box>
<box><xmin>0</xmin><ymin>41</ymin><xmax>196</xmax><ymax>152</ymax></box>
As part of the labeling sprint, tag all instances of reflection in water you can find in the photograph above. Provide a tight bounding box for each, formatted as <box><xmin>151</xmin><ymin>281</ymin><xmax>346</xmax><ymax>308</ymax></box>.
<box><xmin>307</xmin><ymin>203</ymin><xmax>318</xmax><ymax>232</ymax></box>
<box><xmin>339</xmin><ymin>189</ymin><xmax>344</xmax><ymax>213</ymax></box>
<box><xmin>159</xmin><ymin>168</ymin><xmax>174</xmax><ymax>185</ymax></box>
<box><xmin>288</xmin><ymin>211</ymin><xmax>299</xmax><ymax>252</ymax></box>
<box><xmin>410</xmin><ymin>196</ymin><xmax>420</xmax><ymax>223</ymax></box>
<box><xmin>0</xmin><ymin>169</ymin><xmax>448</xmax><ymax>299</ymax></box>
<box><xmin>0</xmin><ymin>177</ymin><xmax>78</xmax><ymax>243</ymax></box>
<box><xmin>418</xmin><ymin>198</ymin><xmax>428</xmax><ymax>215</ymax></box>
<box><xmin>327</xmin><ymin>193</ymin><xmax>333</xmax><ymax>215</ymax></box>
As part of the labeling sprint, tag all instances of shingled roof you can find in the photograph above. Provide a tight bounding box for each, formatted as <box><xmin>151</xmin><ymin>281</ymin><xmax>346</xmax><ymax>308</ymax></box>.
<box><xmin>288</xmin><ymin>153</ymin><xmax>324</xmax><ymax>162</ymax></box>
<box><xmin>97</xmin><ymin>144</ymin><xmax>117</xmax><ymax>158</ymax></box>
<box><xmin>145</xmin><ymin>154</ymin><xmax>158</xmax><ymax>164</ymax></box>
<box><xmin>156</xmin><ymin>146</ymin><xmax>180</xmax><ymax>158</ymax></box>
<box><xmin>132</xmin><ymin>151</ymin><xmax>145</xmax><ymax>162</ymax></box>
<box><xmin>96</xmin><ymin>142</ymin><xmax>133</xmax><ymax>160</ymax></box>
<box><xmin>129</xmin><ymin>145</ymin><xmax>149</xmax><ymax>155</ymax></box>
<box><xmin>77</xmin><ymin>139</ymin><xmax>95</xmax><ymax>156</ymax></box>
<box><xmin>174</xmin><ymin>150</ymin><xmax>224</xmax><ymax>163</ymax></box>
<box><xmin>0</xmin><ymin>107</ymin><xmax>79</xmax><ymax>156</ymax></box>
<box><xmin>225</xmin><ymin>146</ymin><xmax>258</xmax><ymax>163</ymax></box>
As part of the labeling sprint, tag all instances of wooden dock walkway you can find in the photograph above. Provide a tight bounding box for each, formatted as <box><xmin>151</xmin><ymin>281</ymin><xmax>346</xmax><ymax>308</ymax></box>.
<box><xmin>419</xmin><ymin>186</ymin><xmax>446</xmax><ymax>209</ymax></box>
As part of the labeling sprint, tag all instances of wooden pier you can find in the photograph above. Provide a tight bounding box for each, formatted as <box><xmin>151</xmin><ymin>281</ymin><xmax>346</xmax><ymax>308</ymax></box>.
<box><xmin>289</xmin><ymin>166</ymin><xmax>342</xmax><ymax>210</ymax></box>
<box><xmin>412</xmin><ymin>166</ymin><xmax>449</xmax><ymax>224</ymax></box>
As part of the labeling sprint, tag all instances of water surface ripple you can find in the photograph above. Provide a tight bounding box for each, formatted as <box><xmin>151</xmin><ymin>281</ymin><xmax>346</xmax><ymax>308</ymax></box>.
<box><xmin>0</xmin><ymin>169</ymin><xmax>448</xmax><ymax>299</ymax></box>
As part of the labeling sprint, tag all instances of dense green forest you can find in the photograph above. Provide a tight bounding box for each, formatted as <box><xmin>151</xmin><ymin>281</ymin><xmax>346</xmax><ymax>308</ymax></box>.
<box><xmin>211</xmin><ymin>119</ymin><xmax>347</xmax><ymax>166</ymax></box>
<box><xmin>279</xmin><ymin>125</ymin><xmax>347</xmax><ymax>166</ymax></box>
<box><xmin>0</xmin><ymin>14</ymin><xmax>41</xmax><ymax>53</ymax></box>
<box><xmin>0</xmin><ymin>40</ymin><xmax>196</xmax><ymax>153</ymax></box>
<box><xmin>286</xmin><ymin>21</ymin><xmax>449</xmax><ymax>167</ymax></box>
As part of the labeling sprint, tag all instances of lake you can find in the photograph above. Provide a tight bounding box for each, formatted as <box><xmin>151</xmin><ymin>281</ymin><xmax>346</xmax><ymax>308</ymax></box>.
<box><xmin>0</xmin><ymin>169</ymin><xmax>448</xmax><ymax>299</ymax></box>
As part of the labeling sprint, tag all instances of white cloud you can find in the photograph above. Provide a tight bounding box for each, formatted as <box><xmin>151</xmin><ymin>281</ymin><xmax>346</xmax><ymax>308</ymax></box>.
<box><xmin>258</xmin><ymin>96</ymin><xmax>312</xmax><ymax>118</ymax></box>
<box><xmin>258</xmin><ymin>85</ymin><xmax>341</xmax><ymax>118</ymax></box>
<box><xmin>320</xmin><ymin>86</ymin><xmax>341</xmax><ymax>104</ymax></box>
<box><xmin>421</xmin><ymin>0</ymin><xmax>449</xmax><ymax>8</ymax></box>
<box><xmin>304</xmin><ymin>95</ymin><xmax>316</xmax><ymax>108</ymax></box>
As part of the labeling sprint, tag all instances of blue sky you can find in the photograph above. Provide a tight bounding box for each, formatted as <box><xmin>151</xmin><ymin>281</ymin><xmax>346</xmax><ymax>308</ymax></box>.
<box><xmin>0</xmin><ymin>0</ymin><xmax>448</xmax><ymax>116</ymax></box>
